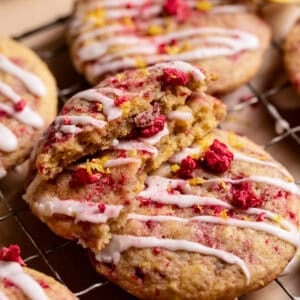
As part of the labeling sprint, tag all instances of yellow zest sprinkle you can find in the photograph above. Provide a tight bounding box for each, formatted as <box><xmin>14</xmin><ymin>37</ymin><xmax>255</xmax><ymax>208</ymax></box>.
<box><xmin>128</xmin><ymin>150</ymin><xmax>138</xmax><ymax>157</ymax></box>
<box><xmin>85</xmin><ymin>8</ymin><xmax>106</xmax><ymax>27</ymax></box>
<box><xmin>85</xmin><ymin>156</ymin><xmax>110</xmax><ymax>175</ymax></box>
<box><xmin>243</xmin><ymin>216</ymin><xmax>250</xmax><ymax>221</ymax></box>
<box><xmin>137</xmin><ymin>68</ymin><xmax>149</xmax><ymax>77</ymax></box>
<box><xmin>273</xmin><ymin>215</ymin><xmax>283</xmax><ymax>223</ymax></box>
<box><xmin>219</xmin><ymin>210</ymin><xmax>228</xmax><ymax>219</ymax></box>
<box><xmin>147</xmin><ymin>24</ymin><xmax>163</xmax><ymax>36</ymax></box>
<box><xmin>188</xmin><ymin>177</ymin><xmax>206</xmax><ymax>186</ymax></box>
<box><xmin>96</xmin><ymin>103</ymin><xmax>103</xmax><ymax>112</ymax></box>
<box><xmin>116</xmin><ymin>73</ymin><xmax>125</xmax><ymax>81</ymax></box>
<box><xmin>220</xmin><ymin>180</ymin><xmax>228</xmax><ymax>190</ymax></box>
<box><xmin>228</xmin><ymin>132</ymin><xmax>243</xmax><ymax>150</ymax></box>
<box><xmin>171</xmin><ymin>164</ymin><xmax>180</xmax><ymax>173</ymax></box>
<box><xmin>196</xmin><ymin>1</ymin><xmax>213</xmax><ymax>11</ymax></box>
<box><xmin>135</xmin><ymin>57</ymin><xmax>147</xmax><ymax>68</ymax></box>
<box><xmin>166</xmin><ymin>45</ymin><xmax>181</xmax><ymax>55</ymax></box>
<box><xmin>121</xmin><ymin>101</ymin><xmax>131</xmax><ymax>116</ymax></box>
<box><xmin>122</xmin><ymin>16</ymin><xmax>134</xmax><ymax>27</ymax></box>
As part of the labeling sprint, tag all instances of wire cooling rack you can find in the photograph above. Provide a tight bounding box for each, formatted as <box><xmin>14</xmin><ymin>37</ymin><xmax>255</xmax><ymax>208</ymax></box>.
<box><xmin>0</xmin><ymin>13</ymin><xmax>299</xmax><ymax>300</ymax></box>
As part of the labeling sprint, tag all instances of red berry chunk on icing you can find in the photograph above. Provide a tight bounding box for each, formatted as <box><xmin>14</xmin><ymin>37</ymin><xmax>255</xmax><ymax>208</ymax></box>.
<box><xmin>98</xmin><ymin>203</ymin><xmax>106</xmax><ymax>213</ymax></box>
<box><xmin>69</xmin><ymin>168</ymin><xmax>99</xmax><ymax>187</ymax></box>
<box><xmin>230</xmin><ymin>182</ymin><xmax>262</xmax><ymax>209</ymax></box>
<box><xmin>164</xmin><ymin>0</ymin><xmax>190</xmax><ymax>21</ymax></box>
<box><xmin>202</xmin><ymin>139</ymin><xmax>234</xmax><ymax>173</ymax></box>
<box><xmin>140</xmin><ymin>115</ymin><xmax>166</xmax><ymax>137</ymax></box>
<box><xmin>161</xmin><ymin>68</ymin><xmax>190</xmax><ymax>86</ymax></box>
<box><xmin>14</xmin><ymin>99</ymin><xmax>26</xmax><ymax>112</ymax></box>
<box><xmin>178</xmin><ymin>156</ymin><xmax>197</xmax><ymax>179</ymax></box>
<box><xmin>0</xmin><ymin>245</ymin><xmax>25</xmax><ymax>266</ymax></box>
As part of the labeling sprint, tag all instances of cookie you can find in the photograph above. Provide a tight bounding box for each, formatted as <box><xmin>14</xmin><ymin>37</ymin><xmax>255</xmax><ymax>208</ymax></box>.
<box><xmin>68</xmin><ymin>0</ymin><xmax>271</xmax><ymax>94</ymax></box>
<box><xmin>91</xmin><ymin>130</ymin><xmax>299</xmax><ymax>300</ymax></box>
<box><xmin>24</xmin><ymin>63</ymin><xmax>226</xmax><ymax>249</ymax></box>
<box><xmin>33</xmin><ymin>61</ymin><xmax>223</xmax><ymax>180</ymax></box>
<box><xmin>0</xmin><ymin>38</ymin><xmax>57</xmax><ymax>179</ymax></box>
<box><xmin>284</xmin><ymin>19</ymin><xmax>300</xmax><ymax>95</ymax></box>
<box><xmin>0</xmin><ymin>245</ymin><xmax>76</xmax><ymax>300</ymax></box>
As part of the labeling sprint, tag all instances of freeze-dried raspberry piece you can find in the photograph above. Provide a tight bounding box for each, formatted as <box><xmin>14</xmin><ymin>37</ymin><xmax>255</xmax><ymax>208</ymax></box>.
<box><xmin>14</xmin><ymin>99</ymin><xmax>26</xmax><ymax>112</ymax></box>
<box><xmin>230</xmin><ymin>182</ymin><xmax>262</xmax><ymax>209</ymax></box>
<box><xmin>161</xmin><ymin>68</ymin><xmax>190</xmax><ymax>86</ymax></box>
<box><xmin>202</xmin><ymin>139</ymin><xmax>234</xmax><ymax>173</ymax></box>
<box><xmin>69</xmin><ymin>168</ymin><xmax>99</xmax><ymax>187</ymax></box>
<box><xmin>0</xmin><ymin>245</ymin><xmax>25</xmax><ymax>266</ymax></box>
<box><xmin>178</xmin><ymin>156</ymin><xmax>197</xmax><ymax>179</ymax></box>
<box><xmin>164</xmin><ymin>0</ymin><xmax>190</xmax><ymax>21</ymax></box>
<box><xmin>140</xmin><ymin>115</ymin><xmax>166</xmax><ymax>137</ymax></box>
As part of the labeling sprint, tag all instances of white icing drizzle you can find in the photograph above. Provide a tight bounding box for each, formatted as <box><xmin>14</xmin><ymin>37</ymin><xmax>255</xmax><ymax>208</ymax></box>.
<box><xmin>0</xmin><ymin>167</ymin><xmax>7</xmax><ymax>179</ymax></box>
<box><xmin>140</xmin><ymin>123</ymin><xmax>169</xmax><ymax>145</ymax></box>
<box><xmin>127</xmin><ymin>214</ymin><xmax>298</xmax><ymax>246</ymax></box>
<box><xmin>168</xmin><ymin>111</ymin><xmax>192</xmax><ymax>121</ymax></box>
<box><xmin>0</xmin><ymin>291</ymin><xmax>8</xmax><ymax>300</ymax></box>
<box><xmin>35</xmin><ymin>196</ymin><xmax>123</xmax><ymax>224</ymax></box>
<box><xmin>0</xmin><ymin>81</ymin><xmax>44</xmax><ymax>128</ymax></box>
<box><xmin>233</xmin><ymin>151</ymin><xmax>292</xmax><ymax>179</ymax></box>
<box><xmin>94</xmin><ymin>235</ymin><xmax>250</xmax><ymax>283</ymax></box>
<box><xmin>72</xmin><ymin>88</ymin><xmax>123</xmax><ymax>121</ymax></box>
<box><xmin>0</xmin><ymin>55</ymin><xmax>46</xmax><ymax>97</ymax></box>
<box><xmin>113</xmin><ymin>140</ymin><xmax>158</xmax><ymax>157</ymax></box>
<box><xmin>85</xmin><ymin>27</ymin><xmax>259</xmax><ymax>77</ymax></box>
<box><xmin>0</xmin><ymin>124</ymin><xmax>18</xmax><ymax>152</ymax></box>
<box><xmin>55</xmin><ymin>115</ymin><xmax>106</xmax><ymax>133</ymax></box>
<box><xmin>0</xmin><ymin>261</ymin><xmax>48</xmax><ymax>300</ymax></box>
<box><xmin>104</xmin><ymin>157</ymin><xmax>141</xmax><ymax>168</ymax></box>
<box><xmin>139</xmin><ymin>176</ymin><xmax>232</xmax><ymax>208</ymax></box>
<box><xmin>169</xmin><ymin>147</ymin><xmax>200</xmax><ymax>164</ymax></box>
<box><xmin>204</xmin><ymin>176</ymin><xmax>300</xmax><ymax>196</ymax></box>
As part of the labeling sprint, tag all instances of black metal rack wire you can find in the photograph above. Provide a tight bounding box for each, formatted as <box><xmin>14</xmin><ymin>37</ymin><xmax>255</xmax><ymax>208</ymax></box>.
<box><xmin>0</xmin><ymin>14</ymin><xmax>299</xmax><ymax>300</ymax></box>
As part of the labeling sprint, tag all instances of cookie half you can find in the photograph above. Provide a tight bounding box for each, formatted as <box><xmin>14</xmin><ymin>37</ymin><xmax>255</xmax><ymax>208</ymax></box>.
<box><xmin>34</xmin><ymin>61</ymin><xmax>222</xmax><ymax>179</ymax></box>
<box><xmin>68</xmin><ymin>1</ymin><xmax>271</xmax><ymax>94</ymax></box>
<box><xmin>0</xmin><ymin>38</ymin><xmax>57</xmax><ymax>179</ymax></box>
<box><xmin>91</xmin><ymin>130</ymin><xmax>299</xmax><ymax>300</ymax></box>
<box><xmin>284</xmin><ymin>19</ymin><xmax>300</xmax><ymax>95</ymax></box>
<box><xmin>24</xmin><ymin>77</ymin><xmax>226</xmax><ymax>249</ymax></box>
<box><xmin>0</xmin><ymin>245</ymin><xmax>76</xmax><ymax>300</ymax></box>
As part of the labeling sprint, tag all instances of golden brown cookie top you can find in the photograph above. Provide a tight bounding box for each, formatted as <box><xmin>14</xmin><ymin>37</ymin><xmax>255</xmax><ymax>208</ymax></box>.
<box><xmin>0</xmin><ymin>245</ymin><xmax>77</xmax><ymax>300</ymax></box>
<box><xmin>92</xmin><ymin>129</ymin><xmax>299</xmax><ymax>300</ymax></box>
<box><xmin>0</xmin><ymin>38</ymin><xmax>57</xmax><ymax>177</ymax></box>
<box><xmin>34</xmin><ymin>61</ymin><xmax>220</xmax><ymax>179</ymax></box>
<box><xmin>68</xmin><ymin>0</ymin><xmax>270</xmax><ymax>93</ymax></box>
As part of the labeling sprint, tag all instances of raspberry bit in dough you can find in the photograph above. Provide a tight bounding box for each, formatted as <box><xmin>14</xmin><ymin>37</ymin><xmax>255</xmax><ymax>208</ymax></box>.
<box><xmin>140</xmin><ymin>115</ymin><xmax>166</xmax><ymax>137</ymax></box>
<box><xmin>201</xmin><ymin>139</ymin><xmax>234</xmax><ymax>173</ymax></box>
<box><xmin>160</xmin><ymin>68</ymin><xmax>190</xmax><ymax>86</ymax></box>
<box><xmin>0</xmin><ymin>245</ymin><xmax>25</xmax><ymax>266</ymax></box>
<box><xmin>178</xmin><ymin>156</ymin><xmax>197</xmax><ymax>179</ymax></box>
<box><xmin>164</xmin><ymin>0</ymin><xmax>191</xmax><ymax>21</ymax></box>
<box><xmin>230</xmin><ymin>182</ymin><xmax>263</xmax><ymax>209</ymax></box>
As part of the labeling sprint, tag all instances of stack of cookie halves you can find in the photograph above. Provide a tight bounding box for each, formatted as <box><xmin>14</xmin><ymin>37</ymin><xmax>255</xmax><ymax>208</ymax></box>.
<box><xmin>17</xmin><ymin>1</ymin><xmax>300</xmax><ymax>300</ymax></box>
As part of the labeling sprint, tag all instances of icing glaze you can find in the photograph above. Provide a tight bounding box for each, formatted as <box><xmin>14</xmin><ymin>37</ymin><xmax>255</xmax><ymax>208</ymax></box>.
<box><xmin>72</xmin><ymin>88</ymin><xmax>123</xmax><ymax>121</ymax></box>
<box><xmin>0</xmin><ymin>261</ymin><xmax>48</xmax><ymax>300</ymax></box>
<box><xmin>0</xmin><ymin>291</ymin><xmax>8</xmax><ymax>300</ymax></box>
<box><xmin>0</xmin><ymin>167</ymin><xmax>7</xmax><ymax>179</ymax></box>
<box><xmin>167</xmin><ymin>111</ymin><xmax>192</xmax><ymax>121</ymax></box>
<box><xmin>104</xmin><ymin>157</ymin><xmax>141</xmax><ymax>168</ymax></box>
<box><xmin>139</xmin><ymin>176</ymin><xmax>232</xmax><ymax>208</ymax></box>
<box><xmin>233</xmin><ymin>151</ymin><xmax>292</xmax><ymax>179</ymax></box>
<box><xmin>0</xmin><ymin>124</ymin><xmax>18</xmax><ymax>152</ymax></box>
<box><xmin>35</xmin><ymin>196</ymin><xmax>123</xmax><ymax>224</ymax></box>
<box><xmin>169</xmin><ymin>147</ymin><xmax>200</xmax><ymax>164</ymax></box>
<box><xmin>94</xmin><ymin>235</ymin><xmax>250</xmax><ymax>283</ymax></box>
<box><xmin>113</xmin><ymin>140</ymin><xmax>158</xmax><ymax>157</ymax></box>
<box><xmin>0</xmin><ymin>54</ymin><xmax>46</xmax><ymax>97</ymax></box>
<box><xmin>140</xmin><ymin>123</ymin><xmax>169</xmax><ymax>145</ymax></box>
<box><xmin>127</xmin><ymin>214</ymin><xmax>298</xmax><ymax>246</ymax></box>
<box><xmin>55</xmin><ymin>115</ymin><xmax>106</xmax><ymax>133</ymax></box>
